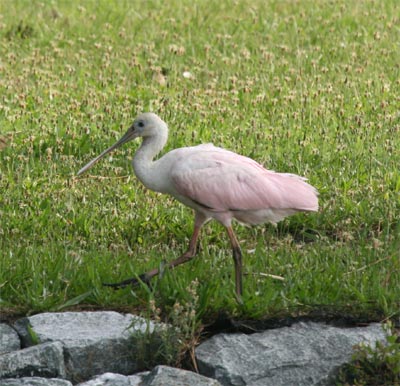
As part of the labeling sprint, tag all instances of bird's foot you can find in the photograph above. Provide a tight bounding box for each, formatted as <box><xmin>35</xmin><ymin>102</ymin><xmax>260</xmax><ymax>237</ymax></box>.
<box><xmin>102</xmin><ymin>273</ymin><xmax>151</xmax><ymax>290</ymax></box>
<box><xmin>235</xmin><ymin>292</ymin><xmax>244</xmax><ymax>306</ymax></box>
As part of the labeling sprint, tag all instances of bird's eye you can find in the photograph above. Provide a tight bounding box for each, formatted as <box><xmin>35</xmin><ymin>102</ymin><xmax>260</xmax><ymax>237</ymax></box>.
<box><xmin>137</xmin><ymin>121</ymin><xmax>145</xmax><ymax>128</ymax></box>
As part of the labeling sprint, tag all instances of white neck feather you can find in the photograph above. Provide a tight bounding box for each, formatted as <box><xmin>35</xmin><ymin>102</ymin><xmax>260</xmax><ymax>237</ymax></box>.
<box><xmin>132</xmin><ymin>129</ymin><xmax>168</xmax><ymax>191</ymax></box>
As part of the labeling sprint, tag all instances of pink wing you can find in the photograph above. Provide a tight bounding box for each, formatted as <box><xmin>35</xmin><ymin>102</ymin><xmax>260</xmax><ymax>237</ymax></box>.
<box><xmin>171</xmin><ymin>145</ymin><xmax>318</xmax><ymax>212</ymax></box>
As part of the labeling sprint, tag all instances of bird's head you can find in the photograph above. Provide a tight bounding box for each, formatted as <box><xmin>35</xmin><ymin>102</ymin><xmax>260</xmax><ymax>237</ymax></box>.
<box><xmin>77</xmin><ymin>112</ymin><xmax>168</xmax><ymax>176</ymax></box>
<box><xmin>130</xmin><ymin>112</ymin><xmax>168</xmax><ymax>139</ymax></box>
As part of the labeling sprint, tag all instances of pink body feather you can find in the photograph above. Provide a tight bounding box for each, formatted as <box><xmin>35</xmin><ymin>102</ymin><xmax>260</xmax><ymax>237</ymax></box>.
<box><xmin>160</xmin><ymin>144</ymin><xmax>318</xmax><ymax>227</ymax></box>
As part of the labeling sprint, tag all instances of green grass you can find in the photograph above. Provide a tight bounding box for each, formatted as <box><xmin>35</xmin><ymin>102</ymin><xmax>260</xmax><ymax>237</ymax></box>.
<box><xmin>0</xmin><ymin>0</ymin><xmax>399</xmax><ymax>327</ymax></box>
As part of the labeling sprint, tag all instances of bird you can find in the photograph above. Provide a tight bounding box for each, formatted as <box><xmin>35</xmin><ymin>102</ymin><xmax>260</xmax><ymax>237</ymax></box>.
<box><xmin>77</xmin><ymin>112</ymin><xmax>318</xmax><ymax>300</ymax></box>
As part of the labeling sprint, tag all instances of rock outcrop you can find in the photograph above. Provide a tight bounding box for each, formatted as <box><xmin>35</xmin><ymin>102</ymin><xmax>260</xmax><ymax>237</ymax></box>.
<box><xmin>195</xmin><ymin>321</ymin><xmax>387</xmax><ymax>386</ymax></box>
<box><xmin>0</xmin><ymin>313</ymin><xmax>388</xmax><ymax>386</ymax></box>
<box><xmin>13</xmin><ymin>312</ymin><xmax>162</xmax><ymax>383</ymax></box>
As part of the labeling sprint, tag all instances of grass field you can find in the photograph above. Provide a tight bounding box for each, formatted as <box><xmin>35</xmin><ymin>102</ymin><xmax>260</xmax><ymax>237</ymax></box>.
<box><xmin>0</xmin><ymin>0</ymin><xmax>399</xmax><ymax>331</ymax></box>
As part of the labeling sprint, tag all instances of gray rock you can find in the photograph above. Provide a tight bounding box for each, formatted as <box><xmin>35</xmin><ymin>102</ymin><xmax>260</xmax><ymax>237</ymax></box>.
<box><xmin>0</xmin><ymin>378</ymin><xmax>72</xmax><ymax>386</ymax></box>
<box><xmin>196</xmin><ymin>321</ymin><xmax>387</xmax><ymax>386</ymax></box>
<box><xmin>76</xmin><ymin>372</ymin><xmax>144</xmax><ymax>386</ymax></box>
<box><xmin>14</xmin><ymin>312</ymin><xmax>164</xmax><ymax>383</ymax></box>
<box><xmin>142</xmin><ymin>365</ymin><xmax>222</xmax><ymax>386</ymax></box>
<box><xmin>0</xmin><ymin>324</ymin><xmax>20</xmax><ymax>354</ymax></box>
<box><xmin>0</xmin><ymin>342</ymin><xmax>66</xmax><ymax>380</ymax></box>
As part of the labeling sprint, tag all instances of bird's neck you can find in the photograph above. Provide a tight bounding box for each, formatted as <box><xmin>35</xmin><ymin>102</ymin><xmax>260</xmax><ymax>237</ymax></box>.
<box><xmin>132</xmin><ymin>132</ymin><xmax>168</xmax><ymax>191</ymax></box>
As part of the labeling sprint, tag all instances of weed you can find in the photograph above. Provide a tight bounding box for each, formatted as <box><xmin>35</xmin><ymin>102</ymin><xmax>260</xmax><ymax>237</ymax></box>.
<box><xmin>133</xmin><ymin>279</ymin><xmax>202</xmax><ymax>369</ymax></box>
<box><xmin>336</xmin><ymin>324</ymin><xmax>400</xmax><ymax>386</ymax></box>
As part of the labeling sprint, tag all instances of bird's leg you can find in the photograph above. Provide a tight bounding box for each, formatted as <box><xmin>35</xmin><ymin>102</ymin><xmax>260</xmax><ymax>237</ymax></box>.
<box><xmin>103</xmin><ymin>212</ymin><xmax>207</xmax><ymax>290</ymax></box>
<box><xmin>226</xmin><ymin>226</ymin><xmax>243</xmax><ymax>300</ymax></box>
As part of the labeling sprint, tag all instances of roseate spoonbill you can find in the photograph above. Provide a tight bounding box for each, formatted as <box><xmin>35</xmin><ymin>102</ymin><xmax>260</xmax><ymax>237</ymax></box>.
<box><xmin>77</xmin><ymin>113</ymin><xmax>318</xmax><ymax>299</ymax></box>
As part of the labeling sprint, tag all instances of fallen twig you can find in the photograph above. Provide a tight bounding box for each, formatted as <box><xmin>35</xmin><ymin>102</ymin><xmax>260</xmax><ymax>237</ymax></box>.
<box><xmin>344</xmin><ymin>255</ymin><xmax>395</xmax><ymax>276</ymax></box>
<box><xmin>245</xmin><ymin>272</ymin><xmax>285</xmax><ymax>281</ymax></box>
